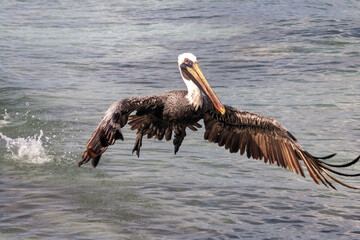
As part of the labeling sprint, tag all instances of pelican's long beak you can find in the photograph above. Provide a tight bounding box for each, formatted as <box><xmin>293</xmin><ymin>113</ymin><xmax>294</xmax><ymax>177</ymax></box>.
<box><xmin>183</xmin><ymin>62</ymin><xmax>226</xmax><ymax>115</ymax></box>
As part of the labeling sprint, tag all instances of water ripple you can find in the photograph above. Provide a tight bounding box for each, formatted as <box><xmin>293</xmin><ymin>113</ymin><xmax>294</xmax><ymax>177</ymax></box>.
<box><xmin>1</xmin><ymin>0</ymin><xmax>360</xmax><ymax>239</ymax></box>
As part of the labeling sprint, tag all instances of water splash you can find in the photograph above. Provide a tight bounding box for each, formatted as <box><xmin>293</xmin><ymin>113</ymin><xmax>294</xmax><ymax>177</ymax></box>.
<box><xmin>0</xmin><ymin>130</ymin><xmax>51</xmax><ymax>164</ymax></box>
<box><xmin>0</xmin><ymin>109</ymin><xmax>11</xmax><ymax>128</ymax></box>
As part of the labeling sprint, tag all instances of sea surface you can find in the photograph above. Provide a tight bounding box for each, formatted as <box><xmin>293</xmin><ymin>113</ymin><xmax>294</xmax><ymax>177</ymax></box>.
<box><xmin>1</xmin><ymin>0</ymin><xmax>360</xmax><ymax>239</ymax></box>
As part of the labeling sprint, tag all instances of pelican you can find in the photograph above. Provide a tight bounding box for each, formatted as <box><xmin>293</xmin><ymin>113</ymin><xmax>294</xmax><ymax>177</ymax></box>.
<box><xmin>78</xmin><ymin>53</ymin><xmax>360</xmax><ymax>190</ymax></box>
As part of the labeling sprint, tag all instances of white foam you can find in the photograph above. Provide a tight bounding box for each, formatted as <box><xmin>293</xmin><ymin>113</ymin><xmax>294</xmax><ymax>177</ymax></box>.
<box><xmin>0</xmin><ymin>130</ymin><xmax>51</xmax><ymax>164</ymax></box>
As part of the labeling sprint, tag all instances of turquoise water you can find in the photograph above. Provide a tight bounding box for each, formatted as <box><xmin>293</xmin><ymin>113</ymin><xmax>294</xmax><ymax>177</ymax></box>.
<box><xmin>1</xmin><ymin>0</ymin><xmax>360</xmax><ymax>239</ymax></box>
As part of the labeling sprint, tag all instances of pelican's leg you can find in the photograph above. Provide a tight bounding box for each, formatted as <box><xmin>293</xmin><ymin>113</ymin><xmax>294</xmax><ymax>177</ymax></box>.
<box><xmin>173</xmin><ymin>126</ymin><xmax>186</xmax><ymax>154</ymax></box>
<box><xmin>132</xmin><ymin>131</ymin><xmax>143</xmax><ymax>157</ymax></box>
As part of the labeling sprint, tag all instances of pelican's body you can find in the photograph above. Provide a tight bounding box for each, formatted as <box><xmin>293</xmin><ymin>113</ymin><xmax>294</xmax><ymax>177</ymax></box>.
<box><xmin>78</xmin><ymin>53</ymin><xmax>360</xmax><ymax>190</ymax></box>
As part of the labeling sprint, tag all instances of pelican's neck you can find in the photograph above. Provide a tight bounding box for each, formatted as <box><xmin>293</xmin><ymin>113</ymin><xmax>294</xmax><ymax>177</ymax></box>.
<box><xmin>183</xmin><ymin>77</ymin><xmax>203</xmax><ymax>111</ymax></box>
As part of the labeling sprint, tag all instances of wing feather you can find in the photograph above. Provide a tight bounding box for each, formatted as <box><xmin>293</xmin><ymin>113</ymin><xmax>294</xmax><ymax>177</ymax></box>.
<box><xmin>78</xmin><ymin>95</ymin><xmax>165</xmax><ymax>167</ymax></box>
<box><xmin>204</xmin><ymin>105</ymin><xmax>360</xmax><ymax>189</ymax></box>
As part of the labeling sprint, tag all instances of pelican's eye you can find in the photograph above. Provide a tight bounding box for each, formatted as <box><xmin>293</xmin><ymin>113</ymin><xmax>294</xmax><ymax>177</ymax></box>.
<box><xmin>184</xmin><ymin>58</ymin><xmax>193</xmax><ymax>67</ymax></box>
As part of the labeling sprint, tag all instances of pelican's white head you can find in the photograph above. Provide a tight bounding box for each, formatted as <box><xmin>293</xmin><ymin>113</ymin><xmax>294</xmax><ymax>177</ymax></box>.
<box><xmin>177</xmin><ymin>53</ymin><xmax>225</xmax><ymax>115</ymax></box>
<box><xmin>178</xmin><ymin>53</ymin><xmax>197</xmax><ymax>68</ymax></box>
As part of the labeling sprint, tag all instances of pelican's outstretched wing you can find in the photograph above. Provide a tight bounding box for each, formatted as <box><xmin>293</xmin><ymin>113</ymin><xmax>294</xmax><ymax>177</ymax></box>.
<box><xmin>204</xmin><ymin>105</ymin><xmax>360</xmax><ymax>189</ymax></box>
<box><xmin>78</xmin><ymin>95</ymin><xmax>166</xmax><ymax>168</ymax></box>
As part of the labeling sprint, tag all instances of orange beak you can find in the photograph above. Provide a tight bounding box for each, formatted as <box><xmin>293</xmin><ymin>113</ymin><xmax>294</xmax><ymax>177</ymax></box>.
<box><xmin>183</xmin><ymin>62</ymin><xmax>225</xmax><ymax>115</ymax></box>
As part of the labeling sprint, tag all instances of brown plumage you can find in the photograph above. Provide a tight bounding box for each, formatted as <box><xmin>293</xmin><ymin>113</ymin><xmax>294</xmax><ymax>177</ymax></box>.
<box><xmin>78</xmin><ymin>53</ymin><xmax>360</xmax><ymax>190</ymax></box>
<box><xmin>203</xmin><ymin>104</ymin><xmax>360</xmax><ymax>189</ymax></box>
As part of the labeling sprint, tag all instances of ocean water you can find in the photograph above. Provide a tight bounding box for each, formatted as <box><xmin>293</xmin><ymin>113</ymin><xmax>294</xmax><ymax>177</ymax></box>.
<box><xmin>1</xmin><ymin>0</ymin><xmax>360</xmax><ymax>239</ymax></box>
